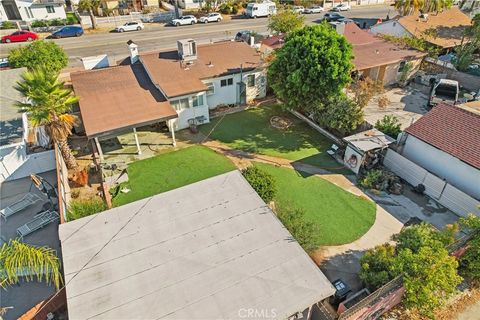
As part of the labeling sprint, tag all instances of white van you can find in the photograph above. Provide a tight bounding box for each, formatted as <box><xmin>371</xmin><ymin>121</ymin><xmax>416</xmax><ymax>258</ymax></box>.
<box><xmin>429</xmin><ymin>79</ymin><xmax>460</xmax><ymax>107</ymax></box>
<box><xmin>245</xmin><ymin>1</ymin><xmax>277</xmax><ymax>18</ymax></box>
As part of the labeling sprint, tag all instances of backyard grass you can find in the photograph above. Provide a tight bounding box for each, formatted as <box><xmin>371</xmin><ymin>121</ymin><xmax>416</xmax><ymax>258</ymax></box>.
<box><xmin>112</xmin><ymin>146</ymin><xmax>236</xmax><ymax>206</ymax></box>
<box><xmin>255</xmin><ymin>162</ymin><xmax>376</xmax><ymax>245</ymax></box>
<box><xmin>200</xmin><ymin>105</ymin><xmax>344</xmax><ymax>171</ymax></box>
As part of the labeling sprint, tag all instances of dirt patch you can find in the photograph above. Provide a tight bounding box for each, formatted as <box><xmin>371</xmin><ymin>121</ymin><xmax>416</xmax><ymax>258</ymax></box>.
<box><xmin>270</xmin><ymin>116</ymin><xmax>293</xmax><ymax>130</ymax></box>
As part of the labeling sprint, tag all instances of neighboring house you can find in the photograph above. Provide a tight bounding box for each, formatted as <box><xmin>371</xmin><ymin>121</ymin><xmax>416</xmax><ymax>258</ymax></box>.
<box><xmin>178</xmin><ymin>0</ymin><xmax>201</xmax><ymax>9</ymax></box>
<box><xmin>397</xmin><ymin>103</ymin><xmax>480</xmax><ymax>200</ymax></box>
<box><xmin>0</xmin><ymin>0</ymin><xmax>66</xmax><ymax>22</ymax></box>
<box><xmin>370</xmin><ymin>8</ymin><xmax>472</xmax><ymax>49</ymax></box>
<box><xmin>0</xmin><ymin>68</ymin><xmax>56</xmax><ymax>182</ymax></box>
<box><xmin>59</xmin><ymin>170</ymin><xmax>335</xmax><ymax>320</ymax></box>
<box><xmin>259</xmin><ymin>34</ymin><xmax>285</xmax><ymax>55</ymax></box>
<box><xmin>338</xmin><ymin>22</ymin><xmax>426</xmax><ymax>85</ymax></box>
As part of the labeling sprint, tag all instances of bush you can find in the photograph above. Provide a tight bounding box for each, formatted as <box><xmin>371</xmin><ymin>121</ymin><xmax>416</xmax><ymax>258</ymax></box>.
<box><xmin>242</xmin><ymin>166</ymin><xmax>276</xmax><ymax>203</ymax></box>
<box><xmin>375</xmin><ymin>115</ymin><xmax>402</xmax><ymax>139</ymax></box>
<box><xmin>67</xmin><ymin>198</ymin><xmax>107</xmax><ymax>221</ymax></box>
<box><xmin>66</xmin><ymin>12</ymin><xmax>79</xmax><ymax>25</ymax></box>
<box><xmin>8</xmin><ymin>40</ymin><xmax>68</xmax><ymax>73</ymax></box>
<box><xmin>360</xmin><ymin>244</ymin><xmax>397</xmax><ymax>290</ymax></box>
<box><xmin>277</xmin><ymin>207</ymin><xmax>321</xmax><ymax>253</ymax></box>
<box><xmin>219</xmin><ymin>3</ymin><xmax>232</xmax><ymax>14</ymax></box>
<box><xmin>31</xmin><ymin>20</ymin><xmax>49</xmax><ymax>27</ymax></box>
<box><xmin>1</xmin><ymin>21</ymin><xmax>16</xmax><ymax>29</ymax></box>
<box><xmin>359</xmin><ymin>169</ymin><xmax>384</xmax><ymax>189</ymax></box>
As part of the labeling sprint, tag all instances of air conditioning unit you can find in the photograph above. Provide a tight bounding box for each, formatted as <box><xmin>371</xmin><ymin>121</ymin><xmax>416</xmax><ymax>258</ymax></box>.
<box><xmin>177</xmin><ymin>39</ymin><xmax>197</xmax><ymax>62</ymax></box>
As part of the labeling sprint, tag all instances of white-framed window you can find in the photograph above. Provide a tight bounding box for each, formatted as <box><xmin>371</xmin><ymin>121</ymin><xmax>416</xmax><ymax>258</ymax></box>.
<box><xmin>247</xmin><ymin>74</ymin><xmax>255</xmax><ymax>87</ymax></box>
<box><xmin>171</xmin><ymin>98</ymin><xmax>190</xmax><ymax>111</ymax></box>
<box><xmin>46</xmin><ymin>5</ymin><xmax>55</xmax><ymax>13</ymax></box>
<box><xmin>192</xmin><ymin>94</ymin><xmax>204</xmax><ymax>107</ymax></box>
<box><xmin>220</xmin><ymin>78</ymin><xmax>233</xmax><ymax>87</ymax></box>
<box><xmin>205</xmin><ymin>82</ymin><xmax>215</xmax><ymax>95</ymax></box>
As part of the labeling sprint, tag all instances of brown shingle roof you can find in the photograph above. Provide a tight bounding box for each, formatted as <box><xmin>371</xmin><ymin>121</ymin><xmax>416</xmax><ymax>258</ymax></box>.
<box><xmin>260</xmin><ymin>34</ymin><xmax>286</xmax><ymax>50</ymax></box>
<box><xmin>343</xmin><ymin>23</ymin><xmax>426</xmax><ymax>70</ymax></box>
<box><xmin>71</xmin><ymin>64</ymin><xmax>177</xmax><ymax>138</ymax></box>
<box><xmin>398</xmin><ymin>8</ymin><xmax>472</xmax><ymax>48</ymax></box>
<box><xmin>140</xmin><ymin>41</ymin><xmax>263</xmax><ymax>98</ymax></box>
<box><xmin>405</xmin><ymin>103</ymin><xmax>480</xmax><ymax>169</ymax></box>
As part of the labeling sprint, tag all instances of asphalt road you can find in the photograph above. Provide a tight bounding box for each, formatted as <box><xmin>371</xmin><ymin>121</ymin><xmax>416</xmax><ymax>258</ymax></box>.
<box><xmin>0</xmin><ymin>5</ymin><xmax>396</xmax><ymax>67</ymax></box>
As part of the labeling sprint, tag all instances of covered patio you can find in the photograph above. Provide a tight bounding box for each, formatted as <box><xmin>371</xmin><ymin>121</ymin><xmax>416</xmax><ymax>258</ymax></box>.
<box><xmin>71</xmin><ymin>64</ymin><xmax>178</xmax><ymax>162</ymax></box>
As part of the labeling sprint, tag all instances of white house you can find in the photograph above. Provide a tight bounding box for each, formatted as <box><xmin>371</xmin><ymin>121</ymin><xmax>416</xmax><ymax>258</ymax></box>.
<box><xmin>397</xmin><ymin>103</ymin><xmax>480</xmax><ymax>200</ymax></box>
<box><xmin>0</xmin><ymin>0</ymin><xmax>66</xmax><ymax>22</ymax></box>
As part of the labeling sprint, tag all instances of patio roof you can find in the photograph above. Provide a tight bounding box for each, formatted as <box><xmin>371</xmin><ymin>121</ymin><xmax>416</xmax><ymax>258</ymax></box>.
<box><xmin>60</xmin><ymin>171</ymin><xmax>335</xmax><ymax>319</ymax></box>
<box><xmin>71</xmin><ymin>64</ymin><xmax>177</xmax><ymax>138</ymax></box>
<box><xmin>344</xmin><ymin>128</ymin><xmax>395</xmax><ymax>153</ymax></box>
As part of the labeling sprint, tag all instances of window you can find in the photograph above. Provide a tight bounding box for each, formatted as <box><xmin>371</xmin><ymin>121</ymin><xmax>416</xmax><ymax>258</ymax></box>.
<box><xmin>46</xmin><ymin>5</ymin><xmax>55</xmax><ymax>13</ymax></box>
<box><xmin>192</xmin><ymin>95</ymin><xmax>204</xmax><ymax>107</ymax></box>
<box><xmin>247</xmin><ymin>74</ymin><xmax>255</xmax><ymax>87</ymax></box>
<box><xmin>171</xmin><ymin>98</ymin><xmax>190</xmax><ymax>111</ymax></box>
<box><xmin>220</xmin><ymin>78</ymin><xmax>233</xmax><ymax>87</ymax></box>
<box><xmin>205</xmin><ymin>83</ymin><xmax>215</xmax><ymax>95</ymax></box>
<box><xmin>398</xmin><ymin>61</ymin><xmax>407</xmax><ymax>72</ymax></box>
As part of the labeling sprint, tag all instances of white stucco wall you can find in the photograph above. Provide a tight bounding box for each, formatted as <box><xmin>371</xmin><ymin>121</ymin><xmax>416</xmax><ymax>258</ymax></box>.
<box><xmin>168</xmin><ymin>92</ymin><xmax>210</xmax><ymax>131</ymax></box>
<box><xmin>370</xmin><ymin>20</ymin><xmax>411</xmax><ymax>38</ymax></box>
<box><xmin>13</xmin><ymin>0</ymin><xmax>66</xmax><ymax>21</ymax></box>
<box><xmin>401</xmin><ymin>135</ymin><xmax>480</xmax><ymax>199</ymax></box>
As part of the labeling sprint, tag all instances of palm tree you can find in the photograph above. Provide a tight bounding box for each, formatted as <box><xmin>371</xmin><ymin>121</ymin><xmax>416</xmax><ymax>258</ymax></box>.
<box><xmin>0</xmin><ymin>240</ymin><xmax>62</xmax><ymax>289</ymax></box>
<box><xmin>15</xmin><ymin>68</ymin><xmax>79</xmax><ymax>169</ymax></box>
<box><xmin>78</xmin><ymin>0</ymin><xmax>100</xmax><ymax>29</ymax></box>
<box><xmin>395</xmin><ymin>0</ymin><xmax>451</xmax><ymax>15</ymax></box>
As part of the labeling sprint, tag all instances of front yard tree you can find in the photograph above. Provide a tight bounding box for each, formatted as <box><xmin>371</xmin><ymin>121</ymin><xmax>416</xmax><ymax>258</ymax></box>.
<box><xmin>360</xmin><ymin>244</ymin><xmax>397</xmax><ymax>291</ymax></box>
<box><xmin>268</xmin><ymin>23</ymin><xmax>353</xmax><ymax>112</ymax></box>
<box><xmin>8</xmin><ymin>41</ymin><xmax>68</xmax><ymax>74</ymax></box>
<box><xmin>267</xmin><ymin>9</ymin><xmax>304</xmax><ymax>34</ymax></box>
<box><xmin>321</xmin><ymin>95</ymin><xmax>364</xmax><ymax>133</ymax></box>
<box><xmin>15</xmin><ymin>68</ymin><xmax>79</xmax><ymax>169</ymax></box>
<box><xmin>78</xmin><ymin>0</ymin><xmax>100</xmax><ymax>29</ymax></box>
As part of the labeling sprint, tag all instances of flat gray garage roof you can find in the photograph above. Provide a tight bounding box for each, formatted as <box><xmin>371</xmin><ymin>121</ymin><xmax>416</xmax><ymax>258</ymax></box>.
<box><xmin>59</xmin><ymin>171</ymin><xmax>334</xmax><ymax>320</ymax></box>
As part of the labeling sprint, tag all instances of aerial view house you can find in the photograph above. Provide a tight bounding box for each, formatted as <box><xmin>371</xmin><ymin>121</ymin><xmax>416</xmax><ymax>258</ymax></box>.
<box><xmin>59</xmin><ymin>171</ymin><xmax>335</xmax><ymax>319</ymax></box>
<box><xmin>370</xmin><ymin>8</ymin><xmax>473</xmax><ymax>49</ymax></box>
<box><xmin>0</xmin><ymin>0</ymin><xmax>66</xmax><ymax>22</ymax></box>
<box><xmin>396</xmin><ymin>103</ymin><xmax>480</xmax><ymax>200</ymax></box>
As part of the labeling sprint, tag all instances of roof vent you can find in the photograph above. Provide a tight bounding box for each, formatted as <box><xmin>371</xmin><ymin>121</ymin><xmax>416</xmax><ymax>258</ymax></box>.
<box><xmin>177</xmin><ymin>39</ymin><xmax>197</xmax><ymax>62</ymax></box>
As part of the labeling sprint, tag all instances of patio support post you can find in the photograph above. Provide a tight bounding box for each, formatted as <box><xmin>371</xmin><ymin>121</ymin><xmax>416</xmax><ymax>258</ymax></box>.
<box><xmin>169</xmin><ymin>121</ymin><xmax>177</xmax><ymax>147</ymax></box>
<box><xmin>94</xmin><ymin>138</ymin><xmax>104</xmax><ymax>162</ymax></box>
<box><xmin>133</xmin><ymin>127</ymin><xmax>142</xmax><ymax>155</ymax></box>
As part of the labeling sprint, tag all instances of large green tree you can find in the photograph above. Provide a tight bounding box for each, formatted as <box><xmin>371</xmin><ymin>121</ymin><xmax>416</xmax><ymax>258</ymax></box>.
<box><xmin>268</xmin><ymin>23</ymin><xmax>353</xmax><ymax>113</ymax></box>
<box><xmin>0</xmin><ymin>240</ymin><xmax>62</xmax><ymax>289</ymax></box>
<box><xmin>360</xmin><ymin>244</ymin><xmax>397</xmax><ymax>291</ymax></box>
<box><xmin>459</xmin><ymin>214</ymin><xmax>480</xmax><ymax>281</ymax></box>
<box><xmin>78</xmin><ymin>0</ymin><xmax>100</xmax><ymax>29</ymax></box>
<box><xmin>267</xmin><ymin>9</ymin><xmax>304</xmax><ymax>34</ymax></box>
<box><xmin>8</xmin><ymin>41</ymin><xmax>68</xmax><ymax>74</ymax></box>
<box><xmin>15</xmin><ymin>68</ymin><xmax>79</xmax><ymax>169</ymax></box>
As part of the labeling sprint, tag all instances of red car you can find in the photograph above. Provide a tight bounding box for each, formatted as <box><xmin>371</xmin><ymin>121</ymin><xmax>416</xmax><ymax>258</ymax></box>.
<box><xmin>1</xmin><ymin>31</ymin><xmax>38</xmax><ymax>43</ymax></box>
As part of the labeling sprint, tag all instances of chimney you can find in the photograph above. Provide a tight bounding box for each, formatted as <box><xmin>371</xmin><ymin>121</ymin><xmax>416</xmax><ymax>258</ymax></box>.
<box><xmin>127</xmin><ymin>40</ymin><xmax>139</xmax><ymax>64</ymax></box>
<box><xmin>249</xmin><ymin>35</ymin><xmax>255</xmax><ymax>47</ymax></box>
<box><xmin>335</xmin><ymin>22</ymin><xmax>346</xmax><ymax>35</ymax></box>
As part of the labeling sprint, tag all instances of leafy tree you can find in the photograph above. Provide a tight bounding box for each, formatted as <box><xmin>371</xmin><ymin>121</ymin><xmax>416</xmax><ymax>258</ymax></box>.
<box><xmin>8</xmin><ymin>41</ymin><xmax>68</xmax><ymax>74</ymax></box>
<box><xmin>454</xmin><ymin>14</ymin><xmax>480</xmax><ymax>71</ymax></box>
<box><xmin>394</xmin><ymin>223</ymin><xmax>457</xmax><ymax>253</ymax></box>
<box><xmin>15</xmin><ymin>68</ymin><xmax>79</xmax><ymax>169</ymax></box>
<box><xmin>242</xmin><ymin>166</ymin><xmax>277</xmax><ymax>203</ymax></box>
<box><xmin>277</xmin><ymin>207</ymin><xmax>321</xmax><ymax>253</ymax></box>
<box><xmin>268</xmin><ymin>9</ymin><xmax>304</xmax><ymax>34</ymax></box>
<box><xmin>375</xmin><ymin>115</ymin><xmax>402</xmax><ymax>139</ymax></box>
<box><xmin>394</xmin><ymin>246</ymin><xmax>462</xmax><ymax>317</ymax></box>
<box><xmin>0</xmin><ymin>240</ymin><xmax>62</xmax><ymax>289</ymax></box>
<box><xmin>394</xmin><ymin>0</ymin><xmax>452</xmax><ymax>16</ymax></box>
<box><xmin>319</xmin><ymin>94</ymin><xmax>364</xmax><ymax>133</ymax></box>
<box><xmin>268</xmin><ymin>23</ymin><xmax>353</xmax><ymax>113</ymax></box>
<box><xmin>78</xmin><ymin>0</ymin><xmax>100</xmax><ymax>29</ymax></box>
<box><xmin>360</xmin><ymin>244</ymin><xmax>398</xmax><ymax>291</ymax></box>
<box><xmin>459</xmin><ymin>214</ymin><xmax>480</xmax><ymax>281</ymax></box>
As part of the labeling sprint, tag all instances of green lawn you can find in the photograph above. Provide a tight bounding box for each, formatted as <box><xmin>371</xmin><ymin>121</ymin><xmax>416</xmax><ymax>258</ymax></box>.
<box><xmin>200</xmin><ymin>105</ymin><xmax>343</xmax><ymax>171</ymax></box>
<box><xmin>112</xmin><ymin>146</ymin><xmax>235</xmax><ymax>206</ymax></box>
<box><xmin>255</xmin><ymin>162</ymin><xmax>376</xmax><ymax>245</ymax></box>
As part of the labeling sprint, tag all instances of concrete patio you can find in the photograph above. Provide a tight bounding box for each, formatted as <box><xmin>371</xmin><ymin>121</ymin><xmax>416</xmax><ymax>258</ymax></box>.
<box><xmin>0</xmin><ymin>170</ymin><xmax>60</xmax><ymax>320</ymax></box>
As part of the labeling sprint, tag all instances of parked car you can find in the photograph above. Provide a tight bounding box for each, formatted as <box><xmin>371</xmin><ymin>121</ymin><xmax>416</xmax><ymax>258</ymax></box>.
<box><xmin>332</xmin><ymin>3</ymin><xmax>351</xmax><ymax>11</ymax></box>
<box><xmin>429</xmin><ymin>79</ymin><xmax>459</xmax><ymax>107</ymax></box>
<box><xmin>337</xmin><ymin>17</ymin><xmax>354</xmax><ymax>23</ymax></box>
<box><xmin>1</xmin><ymin>30</ymin><xmax>38</xmax><ymax>43</ymax></box>
<box><xmin>50</xmin><ymin>26</ymin><xmax>83</xmax><ymax>38</ymax></box>
<box><xmin>235</xmin><ymin>30</ymin><xmax>251</xmax><ymax>42</ymax></box>
<box><xmin>304</xmin><ymin>6</ymin><xmax>324</xmax><ymax>14</ymax></box>
<box><xmin>323</xmin><ymin>12</ymin><xmax>344</xmax><ymax>22</ymax></box>
<box><xmin>292</xmin><ymin>6</ymin><xmax>305</xmax><ymax>14</ymax></box>
<box><xmin>171</xmin><ymin>15</ymin><xmax>197</xmax><ymax>26</ymax></box>
<box><xmin>199</xmin><ymin>13</ymin><xmax>223</xmax><ymax>23</ymax></box>
<box><xmin>115</xmin><ymin>21</ymin><xmax>144</xmax><ymax>32</ymax></box>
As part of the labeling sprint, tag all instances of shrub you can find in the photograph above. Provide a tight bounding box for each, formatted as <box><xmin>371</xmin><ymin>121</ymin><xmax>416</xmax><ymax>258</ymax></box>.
<box><xmin>1</xmin><ymin>21</ymin><xmax>16</xmax><ymax>29</ymax></box>
<box><xmin>360</xmin><ymin>244</ymin><xmax>397</xmax><ymax>290</ymax></box>
<box><xmin>375</xmin><ymin>115</ymin><xmax>402</xmax><ymax>139</ymax></box>
<box><xmin>277</xmin><ymin>207</ymin><xmax>321</xmax><ymax>253</ymax></box>
<box><xmin>219</xmin><ymin>3</ymin><xmax>232</xmax><ymax>14</ymax></box>
<box><xmin>66</xmin><ymin>12</ymin><xmax>79</xmax><ymax>25</ymax></box>
<box><xmin>359</xmin><ymin>169</ymin><xmax>384</xmax><ymax>189</ymax></box>
<box><xmin>8</xmin><ymin>40</ymin><xmax>68</xmax><ymax>73</ymax></box>
<box><xmin>459</xmin><ymin>214</ymin><xmax>480</xmax><ymax>281</ymax></box>
<box><xmin>67</xmin><ymin>198</ymin><xmax>107</xmax><ymax>221</ymax></box>
<box><xmin>242</xmin><ymin>166</ymin><xmax>276</xmax><ymax>203</ymax></box>
<box><xmin>31</xmin><ymin>20</ymin><xmax>49</xmax><ymax>27</ymax></box>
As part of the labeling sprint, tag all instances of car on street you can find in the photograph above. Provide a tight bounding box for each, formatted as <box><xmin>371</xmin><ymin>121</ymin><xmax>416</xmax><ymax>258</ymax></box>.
<box><xmin>50</xmin><ymin>26</ymin><xmax>83</xmax><ymax>38</ymax></box>
<box><xmin>304</xmin><ymin>6</ymin><xmax>324</xmax><ymax>14</ymax></box>
<box><xmin>235</xmin><ymin>30</ymin><xmax>251</xmax><ymax>42</ymax></box>
<box><xmin>199</xmin><ymin>12</ymin><xmax>223</xmax><ymax>23</ymax></box>
<box><xmin>115</xmin><ymin>21</ymin><xmax>144</xmax><ymax>32</ymax></box>
<box><xmin>323</xmin><ymin>12</ymin><xmax>345</xmax><ymax>22</ymax></box>
<box><xmin>292</xmin><ymin>5</ymin><xmax>305</xmax><ymax>13</ymax></box>
<box><xmin>337</xmin><ymin>17</ymin><xmax>354</xmax><ymax>23</ymax></box>
<box><xmin>171</xmin><ymin>15</ymin><xmax>197</xmax><ymax>26</ymax></box>
<box><xmin>1</xmin><ymin>30</ymin><xmax>38</xmax><ymax>43</ymax></box>
<box><xmin>332</xmin><ymin>3</ymin><xmax>351</xmax><ymax>11</ymax></box>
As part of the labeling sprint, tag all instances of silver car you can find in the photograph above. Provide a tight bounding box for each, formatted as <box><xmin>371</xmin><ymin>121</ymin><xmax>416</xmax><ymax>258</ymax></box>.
<box><xmin>171</xmin><ymin>15</ymin><xmax>197</xmax><ymax>26</ymax></box>
<box><xmin>305</xmin><ymin>6</ymin><xmax>324</xmax><ymax>14</ymax></box>
<box><xmin>199</xmin><ymin>13</ymin><xmax>223</xmax><ymax>23</ymax></box>
<box><xmin>115</xmin><ymin>21</ymin><xmax>144</xmax><ymax>32</ymax></box>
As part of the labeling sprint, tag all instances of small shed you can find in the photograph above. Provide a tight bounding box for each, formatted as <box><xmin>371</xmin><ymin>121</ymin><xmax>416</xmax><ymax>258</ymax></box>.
<box><xmin>343</xmin><ymin>129</ymin><xmax>395</xmax><ymax>174</ymax></box>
